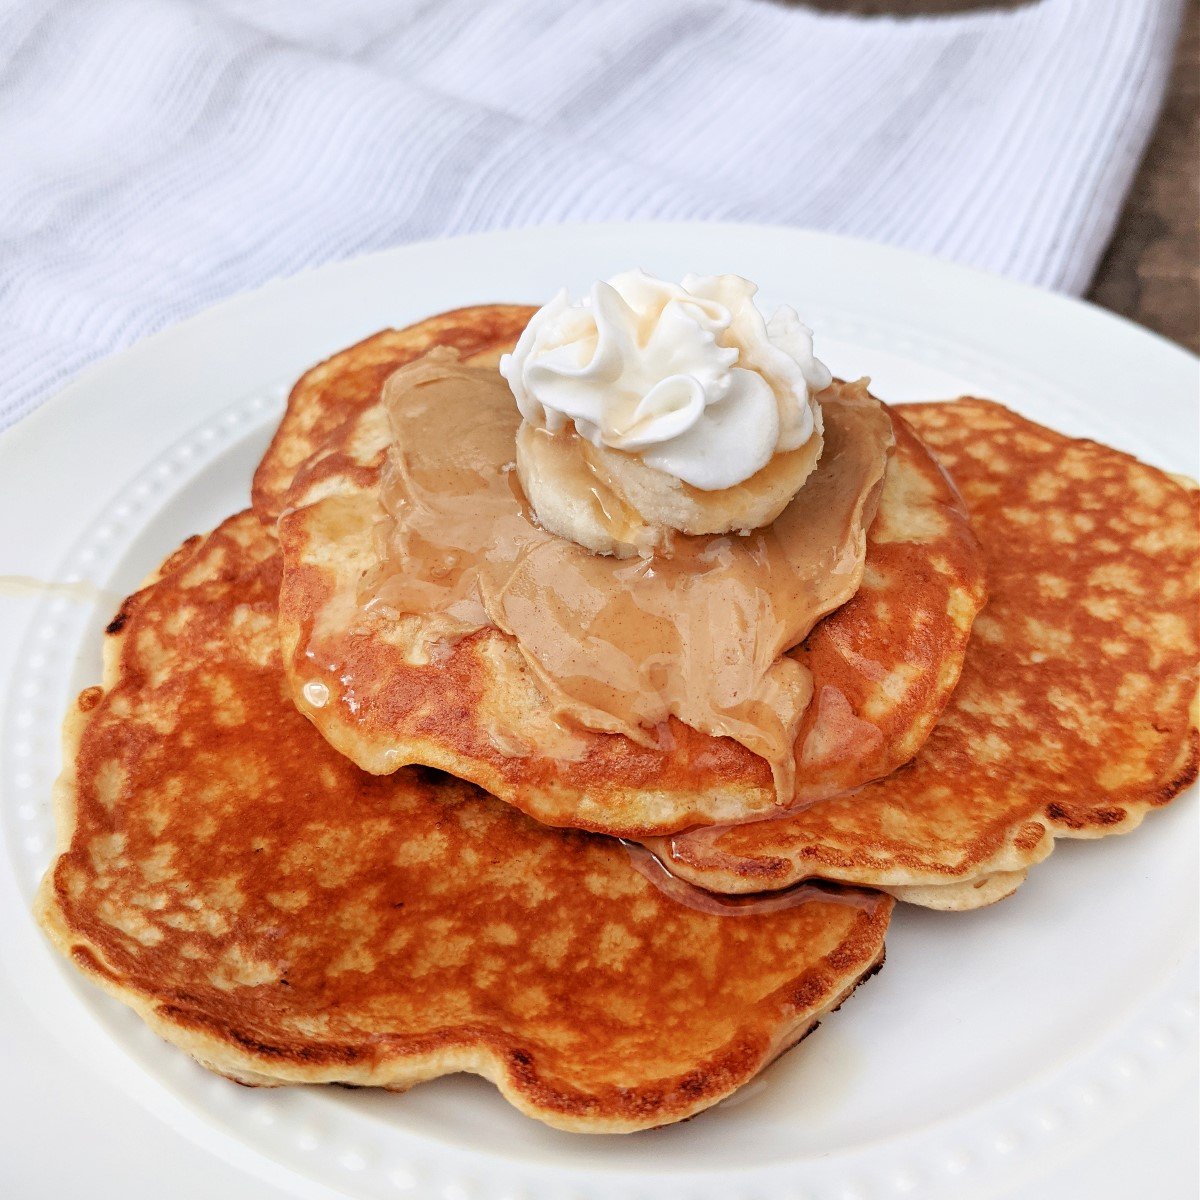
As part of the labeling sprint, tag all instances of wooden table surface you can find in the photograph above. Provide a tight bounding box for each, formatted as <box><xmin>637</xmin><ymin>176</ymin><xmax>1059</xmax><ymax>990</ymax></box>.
<box><xmin>1090</xmin><ymin>0</ymin><xmax>1198</xmax><ymax>353</ymax></box>
<box><xmin>806</xmin><ymin>0</ymin><xmax>1199</xmax><ymax>353</ymax></box>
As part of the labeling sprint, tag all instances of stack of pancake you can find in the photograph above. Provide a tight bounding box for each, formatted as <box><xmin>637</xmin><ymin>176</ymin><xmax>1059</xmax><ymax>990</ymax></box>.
<box><xmin>37</xmin><ymin>306</ymin><xmax>1198</xmax><ymax>1133</ymax></box>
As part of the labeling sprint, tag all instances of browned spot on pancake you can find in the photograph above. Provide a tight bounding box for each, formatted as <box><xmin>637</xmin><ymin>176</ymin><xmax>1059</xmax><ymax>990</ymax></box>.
<box><xmin>77</xmin><ymin>687</ymin><xmax>103</xmax><ymax>712</ymax></box>
<box><xmin>35</xmin><ymin>513</ymin><xmax>891</xmax><ymax>1133</ymax></box>
<box><xmin>162</xmin><ymin>535</ymin><xmax>203</xmax><ymax>576</ymax></box>
<box><xmin>1044</xmin><ymin>802</ymin><xmax>1127</xmax><ymax>829</ymax></box>
<box><xmin>157</xmin><ymin>1005</ymin><xmax>367</xmax><ymax>1067</ymax></box>
<box><xmin>1013</xmin><ymin>823</ymin><xmax>1045</xmax><ymax>853</ymax></box>
<box><xmin>71</xmin><ymin>944</ymin><xmax>120</xmax><ymax>984</ymax></box>
<box><xmin>1165</xmin><ymin>732</ymin><xmax>1200</xmax><ymax>799</ymax></box>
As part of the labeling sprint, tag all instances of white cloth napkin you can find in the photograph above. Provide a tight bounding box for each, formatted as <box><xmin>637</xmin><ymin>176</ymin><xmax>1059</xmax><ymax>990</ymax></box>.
<box><xmin>0</xmin><ymin>0</ymin><xmax>1184</xmax><ymax>429</ymax></box>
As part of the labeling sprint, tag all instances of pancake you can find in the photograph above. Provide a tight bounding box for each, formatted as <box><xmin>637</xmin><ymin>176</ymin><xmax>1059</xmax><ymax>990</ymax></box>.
<box><xmin>271</xmin><ymin>319</ymin><xmax>986</xmax><ymax>837</ymax></box>
<box><xmin>34</xmin><ymin>512</ymin><xmax>892</xmax><ymax>1134</ymax></box>
<box><xmin>252</xmin><ymin>305</ymin><xmax>538</xmax><ymax>524</ymax></box>
<box><xmin>656</xmin><ymin>400</ymin><xmax>1199</xmax><ymax>909</ymax></box>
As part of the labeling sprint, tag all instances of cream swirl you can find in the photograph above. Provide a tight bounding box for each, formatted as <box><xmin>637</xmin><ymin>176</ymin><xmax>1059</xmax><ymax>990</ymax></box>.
<box><xmin>500</xmin><ymin>270</ymin><xmax>831</xmax><ymax>491</ymax></box>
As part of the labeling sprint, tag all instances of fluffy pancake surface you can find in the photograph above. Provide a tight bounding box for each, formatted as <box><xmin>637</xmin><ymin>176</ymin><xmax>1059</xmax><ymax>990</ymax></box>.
<box><xmin>657</xmin><ymin>400</ymin><xmax>1199</xmax><ymax>909</ymax></box>
<box><xmin>35</xmin><ymin>512</ymin><xmax>891</xmax><ymax>1133</ymax></box>
<box><xmin>271</xmin><ymin>313</ymin><xmax>986</xmax><ymax>836</ymax></box>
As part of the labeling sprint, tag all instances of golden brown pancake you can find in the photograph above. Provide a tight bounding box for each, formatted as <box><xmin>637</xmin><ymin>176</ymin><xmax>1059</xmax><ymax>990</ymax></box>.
<box><xmin>35</xmin><ymin>512</ymin><xmax>891</xmax><ymax>1133</ymax></box>
<box><xmin>656</xmin><ymin>400</ymin><xmax>1199</xmax><ymax>909</ymax></box>
<box><xmin>269</xmin><ymin>316</ymin><xmax>985</xmax><ymax>837</ymax></box>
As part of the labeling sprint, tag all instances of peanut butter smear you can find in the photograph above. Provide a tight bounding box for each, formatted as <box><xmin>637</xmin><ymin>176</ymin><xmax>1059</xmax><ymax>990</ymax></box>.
<box><xmin>364</xmin><ymin>350</ymin><xmax>894</xmax><ymax>802</ymax></box>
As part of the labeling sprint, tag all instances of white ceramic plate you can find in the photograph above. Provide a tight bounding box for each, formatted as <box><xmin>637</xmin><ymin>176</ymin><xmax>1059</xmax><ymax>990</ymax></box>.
<box><xmin>0</xmin><ymin>223</ymin><xmax>1196</xmax><ymax>1200</ymax></box>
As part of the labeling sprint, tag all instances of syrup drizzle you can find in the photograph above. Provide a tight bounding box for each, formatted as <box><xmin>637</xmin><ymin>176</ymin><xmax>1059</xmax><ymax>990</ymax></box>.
<box><xmin>0</xmin><ymin>575</ymin><xmax>111</xmax><ymax>603</ymax></box>
<box><xmin>620</xmin><ymin>839</ymin><xmax>884</xmax><ymax>917</ymax></box>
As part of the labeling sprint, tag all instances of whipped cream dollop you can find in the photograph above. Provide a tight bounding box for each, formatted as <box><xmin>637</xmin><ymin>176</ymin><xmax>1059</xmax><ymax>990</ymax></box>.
<box><xmin>500</xmin><ymin>270</ymin><xmax>832</xmax><ymax>491</ymax></box>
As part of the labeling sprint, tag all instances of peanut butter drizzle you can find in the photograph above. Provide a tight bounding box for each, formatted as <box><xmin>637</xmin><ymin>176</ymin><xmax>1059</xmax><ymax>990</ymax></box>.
<box><xmin>364</xmin><ymin>351</ymin><xmax>894</xmax><ymax>802</ymax></box>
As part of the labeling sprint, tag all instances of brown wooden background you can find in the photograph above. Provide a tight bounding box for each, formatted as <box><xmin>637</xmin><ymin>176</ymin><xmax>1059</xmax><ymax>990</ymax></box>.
<box><xmin>803</xmin><ymin>0</ymin><xmax>1199</xmax><ymax>352</ymax></box>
